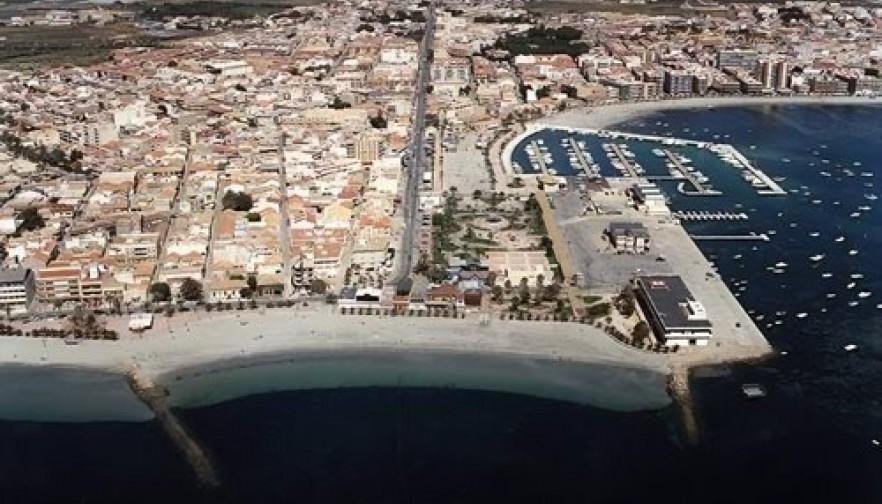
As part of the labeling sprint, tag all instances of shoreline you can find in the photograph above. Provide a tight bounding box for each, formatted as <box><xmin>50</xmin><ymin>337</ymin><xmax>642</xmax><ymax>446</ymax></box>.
<box><xmin>546</xmin><ymin>95</ymin><xmax>882</xmax><ymax>130</ymax></box>
<box><xmin>0</xmin><ymin>309</ymin><xmax>681</xmax><ymax>411</ymax></box>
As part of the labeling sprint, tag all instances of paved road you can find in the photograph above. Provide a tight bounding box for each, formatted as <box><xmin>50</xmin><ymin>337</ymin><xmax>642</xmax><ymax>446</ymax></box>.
<box><xmin>150</xmin><ymin>146</ymin><xmax>191</xmax><ymax>288</ymax></box>
<box><xmin>277</xmin><ymin>132</ymin><xmax>293</xmax><ymax>297</ymax></box>
<box><xmin>386</xmin><ymin>1</ymin><xmax>435</xmax><ymax>288</ymax></box>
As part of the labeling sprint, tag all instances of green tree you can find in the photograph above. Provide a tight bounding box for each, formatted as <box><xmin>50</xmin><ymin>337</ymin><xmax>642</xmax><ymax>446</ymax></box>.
<box><xmin>149</xmin><ymin>282</ymin><xmax>171</xmax><ymax>302</ymax></box>
<box><xmin>310</xmin><ymin>278</ymin><xmax>328</xmax><ymax>294</ymax></box>
<box><xmin>632</xmin><ymin>321</ymin><xmax>650</xmax><ymax>343</ymax></box>
<box><xmin>222</xmin><ymin>191</ymin><xmax>254</xmax><ymax>211</ymax></box>
<box><xmin>369</xmin><ymin>114</ymin><xmax>387</xmax><ymax>128</ymax></box>
<box><xmin>179</xmin><ymin>278</ymin><xmax>203</xmax><ymax>302</ymax></box>
<box><xmin>18</xmin><ymin>207</ymin><xmax>45</xmax><ymax>232</ymax></box>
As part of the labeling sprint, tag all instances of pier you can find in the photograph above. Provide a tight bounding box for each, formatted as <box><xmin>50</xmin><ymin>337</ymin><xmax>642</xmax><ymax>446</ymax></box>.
<box><xmin>690</xmin><ymin>233</ymin><xmax>770</xmax><ymax>242</ymax></box>
<box><xmin>675</xmin><ymin>211</ymin><xmax>749</xmax><ymax>221</ymax></box>
<box><xmin>529</xmin><ymin>140</ymin><xmax>549</xmax><ymax>174</ymax></box>
<box><xmin>667</xmin><ymin>367</ymin><xmax>700</xmax><ymax>446</ymax></box>
<box><xmin>565</xmin><ymin>136</ymin><xmax>593</xmax><ymax>176</ymax></box>
<box><xmin>609</xmin><ymin>144</ymin><xmax>640</xmax><ymax>177</ymax></box>
<box><xmin>664</xmin><ymin>150</ymin><xmax>718</xmax><ymax>195</ymax></box>
<box><xmin>127</xmin><ymin>371</ymin><xmax>220</xmax><ymax>489</ymax></box>
<box><xmin>717</xmin><ymin>144</ymin><xmax>787</xmax><ymax>196</ymax></box>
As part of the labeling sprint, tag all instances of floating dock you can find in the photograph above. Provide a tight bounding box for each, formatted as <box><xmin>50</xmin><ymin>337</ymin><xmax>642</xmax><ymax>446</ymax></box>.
<box><xmin>565</xmin><ymin>136</ymin><xmax>594</xmax><ymax>176</ymax></box>
<box><xmin>609</xmin><ymin>144</ymin><xmax>640</xmax><ymax>177</ymax></box>
<box><xmin>690</xmin><ymin>233</ymin><xmax>770</xmax><ymax>242</ymax></box>
<box><xmin>675</xmin><ymin>211</ymin><xmax>749</xmax><ymax>221</ymax></box>
<box><xmin>529</xmin><ymin>140</ymin><xmax>549</xmax><ymax>174</ymax></box>
<box><xmin>663</xmin><ymin>150</ymin><xmax>719</xmax><ymax>195</ymax></box>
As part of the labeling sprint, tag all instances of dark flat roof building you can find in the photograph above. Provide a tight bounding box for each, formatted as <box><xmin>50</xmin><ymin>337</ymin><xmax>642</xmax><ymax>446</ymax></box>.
<box><xmin>635</xmin><ymin>275</ymin><xmax>712</xmax><ymax>347</ymax></box>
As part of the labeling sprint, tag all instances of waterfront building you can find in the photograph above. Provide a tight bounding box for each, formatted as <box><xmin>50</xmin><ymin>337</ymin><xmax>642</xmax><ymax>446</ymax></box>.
<box><xmin>0</xmin><ymin>268</ymin><xmax>35</xmax><ymax>316</ymax></box>
<box><xmin>663</xmin><ymin>70</ymin><xmax>693</xmax><ymax>96</ymax></box>
<box><xmin>634</xmin><ymin>275</ymin><xmax>713</xmax><ymax>347</ymax></box>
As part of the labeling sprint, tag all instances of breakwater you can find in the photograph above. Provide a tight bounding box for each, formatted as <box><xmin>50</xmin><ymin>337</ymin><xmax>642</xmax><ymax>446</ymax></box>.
<box><xmin>126</xmin><ymin>371</ymin><xmax>220</xmax><ymax>489</ymax></box>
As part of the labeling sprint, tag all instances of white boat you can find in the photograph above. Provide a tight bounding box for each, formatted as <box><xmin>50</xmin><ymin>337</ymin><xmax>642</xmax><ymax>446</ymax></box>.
<box><xmin>826</xmin><ymin>293</ymin><xmax>837</xmax><ymax>298</ymax></box>
<box><xmin>847</xmin><ymin>282</ymin><xmax>856</xmax><ymax>289</ymax></box>
<box><xmin>775</xmin><ymin>262</ymin><xmax>788</xmax><ymax>268</ymax></box>
<box><xmin>850</xmin><ymin>212</ymin><xmax>861</xmax><ymax>218</ymax></box>
<box><xmin>820</xmin><ymin>171</ymin><xmax>831</xmax><ymax>177</ymax></box>
<box><xmin>822</xmin><ymin>273</ymin><xmax>833</xmax><ymax>278</ymax></box>
<box><xmin>809</xmin><ymin>232</ymin><xmax>820</xmax><ymax>237</ymax></box>
<box><xmin>772</xmin><ymin>269</ymin><xmax>785</xmax><ymax>274</ymax></box>
<box><xmin>844</xmin><ymin>344</ymin><xmax>858</xmax><ymax>351</ymax></box>
<box><xmin>850</xmin><ymin>274</ymin><xmax>864</xmax><ymax>279</ymax></box>
<box><xmin>835</xmin><ymin>236</ymin><xmax>845</xmax><ymax>243</ymax></box>
<box><xmin>811</xmin><ymin>200</ymin><xmax>822</xmax><ymax>205</ymax></box>
<box><xmin>809</xmin><ymin>254</ymin><xmax>825</xmax><ymax>262</ymax></box>
<box><xmin>796</xmin><ymin>312</ymin><xmax>808</xmax><ymax>319</ymax></box>
<box><xmin>849</xmin><ymin>249</ymin><xmax>858</xmax><ymax>256</ymax></box>
<box><xmin>848</xmin><ymin>301</ymin><xmax>859</xmax><ymax>307</ymax></box>
<box><xmin>858</xmin><ymin>291</ymin><xmax>872</xmax><ymax>299</ymax></box>
<box><xmin>865</xmin><ymin>194</ymin><xmax>879</xmax><ymax>201</ymax></box>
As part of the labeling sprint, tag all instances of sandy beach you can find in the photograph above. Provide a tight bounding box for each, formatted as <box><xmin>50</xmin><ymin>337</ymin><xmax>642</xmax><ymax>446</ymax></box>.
<box><xmin>0</xmin><ymin>306</ymin><xmax>668</xmax><ymax>376</ymax></box>
<box><xmin>546</xmin><ymin>95</ymin><xmax>882</xmax><ymax>130</ymax></box>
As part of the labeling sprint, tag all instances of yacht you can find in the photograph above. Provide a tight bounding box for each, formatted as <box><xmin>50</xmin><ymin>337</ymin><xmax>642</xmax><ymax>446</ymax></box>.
<box><xmin>826</xmin><ymin>293</ymin><xmax>837</xmax><ymax>298</ymax></box>
<box><xmin>796</xmin><ymin>312</ymin><xmax>808</xmax><ymax>319</ymax></box>
<box><xmin>847</xmin><ymin>282</ymin><xmax>856</xmax><ymax>289</ymax></box>
<box><xmin>809</xmin><ymin>254</ymin><xmax>825</xmax><ymax>262</ymax></box>
<box><xmin>851</xmin><ymin>274</ymin><xmax>864</xmax><ymax>279</ymax></box>
<box><xmin>822</xmin><ymin>273</ymin><xmax>833</xmax><ymax>278</ymax></box>
<box><xmin>858</xmin><ymin>292</ymin><xmax>872</xmax><ymax>299</ymax></box>
<box><xmin>835</xmin><ymin>236</ymin><xmax>845</xmax><ymax>243</ymax></box>
<box><xmin>865</xmin><ymin>194</ymin><xmax>879</xmax><ymax>201</ymax></box>
<box><xmin>849</xmin><ymin>249</ymin><xmax>859</xmax><ymax>256</ymax></box>
<box><xmin>809</xmin><ymin>232</ymin><xmax>820</xmax><ymax>237</ymax></box>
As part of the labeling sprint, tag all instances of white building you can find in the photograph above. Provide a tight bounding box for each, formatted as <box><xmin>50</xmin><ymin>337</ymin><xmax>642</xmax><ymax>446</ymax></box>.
<box><xmin>0</xmin><ymin>268</ymin><xmax>35</xmax><ymax>316</ymax></box>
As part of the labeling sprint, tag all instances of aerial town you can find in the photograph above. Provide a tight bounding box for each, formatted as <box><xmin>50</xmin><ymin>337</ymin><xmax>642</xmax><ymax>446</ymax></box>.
<box><xmin>0</xmin><ymin>0</ymin><xmax>879</xmax><ymax>351</ymax></box>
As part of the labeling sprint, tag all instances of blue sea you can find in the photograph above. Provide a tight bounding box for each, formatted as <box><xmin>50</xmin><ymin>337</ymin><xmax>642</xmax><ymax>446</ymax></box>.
<box><xmin>2</xmin><ymin>105</ymin><xmax>881</xmax><ymax>503</ymax></box>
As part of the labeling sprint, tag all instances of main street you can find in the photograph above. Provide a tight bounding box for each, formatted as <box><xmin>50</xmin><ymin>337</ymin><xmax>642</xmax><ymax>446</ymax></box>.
<box><xmin>386</xmin><ymin>1</ymin><xmax>435</xmax><ymax>288</ymax></box>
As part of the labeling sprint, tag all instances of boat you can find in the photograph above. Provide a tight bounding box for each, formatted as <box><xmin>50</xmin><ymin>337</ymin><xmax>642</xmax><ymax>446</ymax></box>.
<box><xmin>866</xmin><ymin>194</ymin><xmax>879</xmax><ymax>201</ymax></box>
<box><xmin>847</xmin><ymin>282</ymin><xmax>856</xmax><ymax>289</ymax></box>
<box><xmin>822</xmin><ymin>273</ymin><xmax>833</xmax><ymax>278</ymax></box>
<box><xmin>849</xmin><ymin>301</ymin><xmax>860</xmax><ymax>307</ymax></box>
<box><xmin>775</xmin><ymin>262</ymin><xmax>788</xmax><ymax>268</ymax></box>
<box><xmin>827</xmin><ymin>293</ymin><xmax>837</xmax><ymax>298</ymax></box>
<box><xmin>835</xmin><ymin>236</ymin><xmax>845</xmax><ymax>243</ymax></box>
<box><xmin>809</xmin><ymin>254</ymin><xmax>825</xmax><ymax>262</ymax></box>
<box><xmin>809</xmin><ymin>232</ymin><xmax>820</xmax><ymax>237</ymax></box>
<box><xmin>741</xmin><ymin>384</ymin><xmax>767</xmax><ymax>399</ymax></box>
<box><xmin>858</xmin><ymin>291</ymin><xmax>872</xmax><ymax>299</ymax></box>
<box><xmin>849</xmin><ymin>249</ymin><xmax>858</xmax><ymax>256</ymax></box>
<box><xmin>844</xmin><ymin>344</ymin><xmax>858</xmax><ymax>352</ymax></box>
<box><xmin>850</xmin><ymin>212</ymin><xmax>861</xmax><ymax>218</ymax></box>
<box><xmin>850</xmin><ymin>274</ymin><xmax>864</xmax><ymax>279</ymax></box>
<box><xmin>796</xmin><ymin>312</ymin><xmax>808</xmax><ymax>319</ymax></box>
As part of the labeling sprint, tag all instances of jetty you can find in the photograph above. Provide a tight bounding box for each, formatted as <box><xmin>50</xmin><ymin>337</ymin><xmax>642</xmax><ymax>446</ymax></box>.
<box><xmin>664</xmin><ymin>150</ymin><xmax>718</xmax><ymax>195</ymax></box>
<box><xmin>718</xmin><ymin>144</ymin><xmax>786</xmax><ymax>196</ymax></box>
<box><xmin>609</xmin><ymin>144</ymin><xmax>640</xmax><ymax>177</ymax></box>
<box><xmin>667</xmin><ymin>367</ymin><xmax>700</xmax><ymax>446</ymax></box>
<box><xmin>675</xmin><ymin>211</ymin><xmax>749</xmax><ymax>221</ymax></box>
<box><xmin>565</xmin><ymin>136</ymin><xmax>593</xmax><ymax>175</ymax></box>
<box><xmin>529</xmin><ymin>140</ymin><xmax>549</xmax><ymax>174</ymax></box>
<box><xmin>127</xmin><ymin>370</ymin><xmax>220</xmax><ymax>489</ymax></box>
<box><xmin>690</xmin><ymin>233</ymin><xmax>770</xmax><ymax>242</ymax></box>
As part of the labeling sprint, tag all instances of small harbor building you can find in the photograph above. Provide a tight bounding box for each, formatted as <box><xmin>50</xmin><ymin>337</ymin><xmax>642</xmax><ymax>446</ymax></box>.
<box><xmin>635</xmin><ymin>275</ymin><xmax>712</xmax><ymax>346</ymax></box>
<box><xmin>607</xmin><ymin>222</ymin><xmax>650</xmax><ymax>254</ymax></box>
